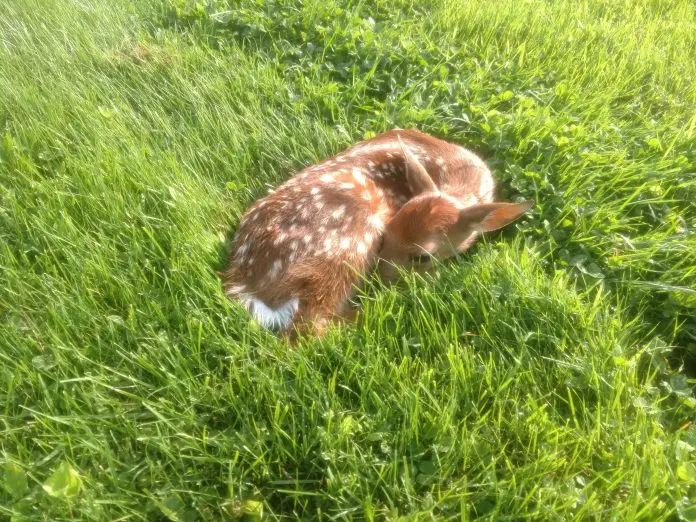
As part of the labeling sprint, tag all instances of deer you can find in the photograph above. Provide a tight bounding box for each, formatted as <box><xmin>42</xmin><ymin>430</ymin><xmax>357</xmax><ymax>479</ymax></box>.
<box><xmin>220</xmin><ymin>128</ymin><xmax>532</xmax><ymax>341</ymax></box>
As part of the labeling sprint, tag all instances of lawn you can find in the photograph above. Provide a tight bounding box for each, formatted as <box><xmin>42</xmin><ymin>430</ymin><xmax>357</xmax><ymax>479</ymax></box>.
<box><xmin>1</xmin><ymin>0</ymin><xmax>696</xmax><ymax>519</ymax></box>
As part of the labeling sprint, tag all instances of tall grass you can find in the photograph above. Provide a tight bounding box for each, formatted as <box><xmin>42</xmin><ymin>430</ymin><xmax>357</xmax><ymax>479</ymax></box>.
<box><xmin>1</xmin><ymin>0</ymin><xmax>695</xmax><ymax>519</ymax></box>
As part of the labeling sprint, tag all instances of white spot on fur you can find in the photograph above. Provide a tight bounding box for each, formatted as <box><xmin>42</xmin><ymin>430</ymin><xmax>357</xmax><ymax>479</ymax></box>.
<box><xmin>340</xmin><ymin>237</ymin><xmax>351</xmax><ymax>250</ymax></box>
<box><xmin>320</xmin><ymin>174</ymin><xmax>334</xmax><ymax>183</ymax></box>
<box><xmin>362</xmin><ymin>190</ymin><xmax>372</xmax><ymax>201</ymax></box>
<box><xmin>340</xmin><ymin>182</ymin><xmax>355</xmax><ymax>190</ymax></box>
<box><xmin>226</xmin><ymin>284</ymin><xmax>246</xmax><ymax>296</ymax></box>
<box><xmin>332</xmin><ymin>205</ymin><xmax>346</xmax><ymax>219</ymax></box>
<box><xmin>352</xmin><ymin>168</ymin><xmax>367</xmax><ymax>186</ymax></box>
<box><xmin>369</xmin><ymin>214</ymin><xmax>385</xmax><ymax>230</ymax></box>
<box><xmin>302</xmin><ymin>234</ymin><xmax>312</xmax><ymax>244</ymax></box>
<box><xmin>436</xmin><ymin>156</ymin><xmax>445</xmax><ymax>167</ymax></box>
<box><xmin>311</xmin><ymin>187</ymin><xmax>320</xmax><ymax>195</ymax></box>
<box><xmin>270</xmin><ymin>259</ymin><xmax>283</xmax><ymax>278</ymax></box>
<box><xmin>238</xmin><ymin>294</ymin><xmax>299</xmax><ymax>331</ymax></box>
<box><xmin>357</xmin><ymin>241</ymin><xmax>367</xmax><ymax>254</ymax></box>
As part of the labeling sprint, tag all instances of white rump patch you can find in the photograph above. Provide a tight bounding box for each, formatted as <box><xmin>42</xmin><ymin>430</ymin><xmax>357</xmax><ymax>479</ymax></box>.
<box><xmin>238</xmin><ymin>293</ymin><xmax>299</xmax><ymax>331</ymax></box>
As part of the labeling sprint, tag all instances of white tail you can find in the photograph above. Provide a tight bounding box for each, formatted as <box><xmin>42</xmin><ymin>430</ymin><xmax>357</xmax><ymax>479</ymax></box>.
<box><xmin>220</xmin><ymin>129</ymin><xmax>532</xmax><ymax>340</ymax></box>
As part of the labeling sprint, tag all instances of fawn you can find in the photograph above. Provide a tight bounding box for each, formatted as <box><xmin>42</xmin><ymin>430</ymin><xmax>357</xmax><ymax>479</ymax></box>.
<box><xmin>220</xmin><ymin>129</ymin><xmax>532</xmax><ymax>339</ymax></box>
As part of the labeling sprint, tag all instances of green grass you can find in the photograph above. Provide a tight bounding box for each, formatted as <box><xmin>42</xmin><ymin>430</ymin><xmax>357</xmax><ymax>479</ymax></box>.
<box><xmin>1</xmin><ymin>0</ymin><xmax>696</xmax><ymax>519</ymax></box>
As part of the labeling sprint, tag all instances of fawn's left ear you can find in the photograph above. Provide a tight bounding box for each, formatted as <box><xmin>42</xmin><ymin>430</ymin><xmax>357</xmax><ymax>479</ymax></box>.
<box><xmin>457</xmin><ymin>201</ymin><xmax>534</xmax><ymax>232</ymax></box>
<box><xmin>397</xmin><ymin>134</ymin><xmax>437</xmax><ymax>196</ymax></box>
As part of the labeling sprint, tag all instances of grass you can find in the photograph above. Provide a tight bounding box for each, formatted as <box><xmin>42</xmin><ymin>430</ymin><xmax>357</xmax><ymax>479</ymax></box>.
<box><xmin>1</xmin><ymin>0</ymin><xmax>696</xmax><ymax>519</ymax></box>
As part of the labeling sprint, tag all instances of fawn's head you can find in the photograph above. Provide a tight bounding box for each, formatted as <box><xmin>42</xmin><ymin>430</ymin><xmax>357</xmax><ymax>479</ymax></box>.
<box><xmin>376</xmin><ymin>137</ymin><xmax>533</xmax><ymax>281</ymax></box>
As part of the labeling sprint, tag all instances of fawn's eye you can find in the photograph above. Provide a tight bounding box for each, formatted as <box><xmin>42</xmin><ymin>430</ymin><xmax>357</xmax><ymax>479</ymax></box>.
<box><xmin>409</xmin><ymin>253</ymin><xmax>433</xmax><ymax>264</ymax></box>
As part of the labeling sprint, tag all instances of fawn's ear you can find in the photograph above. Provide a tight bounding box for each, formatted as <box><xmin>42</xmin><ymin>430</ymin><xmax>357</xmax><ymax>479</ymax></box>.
<box><xmin>398</xmin><ymin>134</ymin><xmax>437</xmax><ymax>195</ymax></box>
<box><xmin>457</xmin><ymin>201</ymin><xmax>533</xmax><ymax>233</ymax></box>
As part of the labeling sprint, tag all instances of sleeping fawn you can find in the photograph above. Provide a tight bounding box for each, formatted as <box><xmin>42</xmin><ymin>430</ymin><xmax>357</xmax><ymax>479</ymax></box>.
<box><xmin>220</xmin><ymin>129</ymin><xmax>532</xmax><ymax>339</ymax></box>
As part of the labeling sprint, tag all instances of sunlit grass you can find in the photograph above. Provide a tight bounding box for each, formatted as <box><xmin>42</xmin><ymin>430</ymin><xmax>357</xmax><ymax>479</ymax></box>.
<box><xmin>1</xmin><ymin>0</ymin><xmax>695</xmax><ymax>519</ymax></box>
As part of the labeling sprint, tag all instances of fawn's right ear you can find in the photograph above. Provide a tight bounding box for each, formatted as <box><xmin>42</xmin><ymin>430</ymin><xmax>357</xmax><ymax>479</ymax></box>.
<box><xmin>398</xmin><ymin>134</ymin><xmax>437</xmax><ymax>196</ymax></box>
<box><xmin>457</xmin><ymin>201</ymin><xmax>534</xmax><ymax>233</ymax></box>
